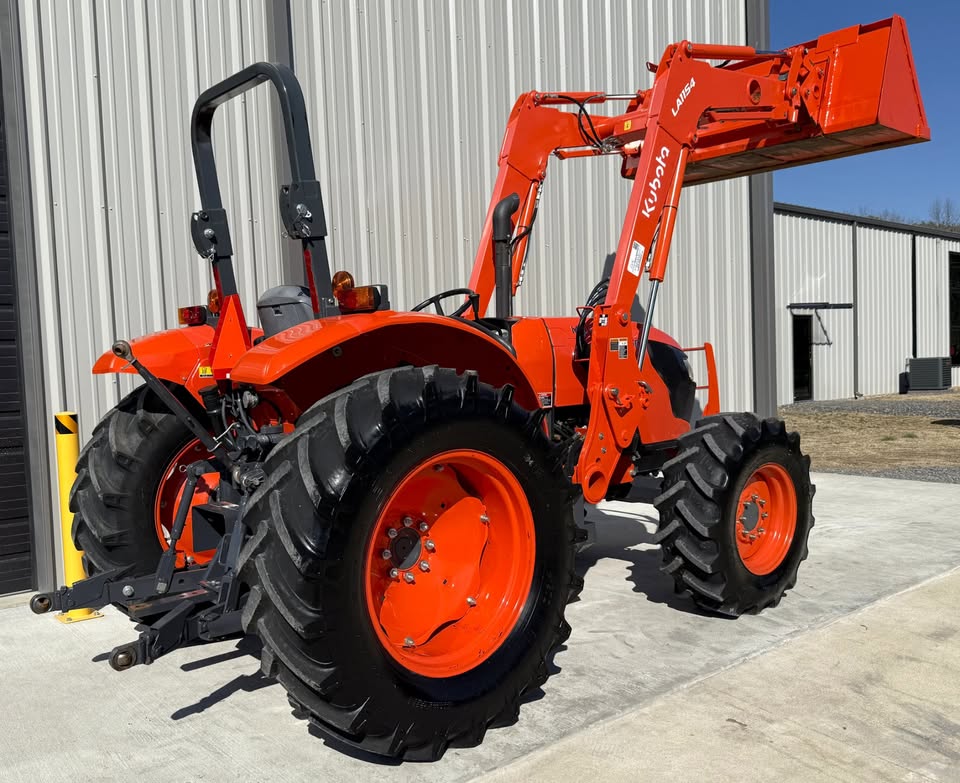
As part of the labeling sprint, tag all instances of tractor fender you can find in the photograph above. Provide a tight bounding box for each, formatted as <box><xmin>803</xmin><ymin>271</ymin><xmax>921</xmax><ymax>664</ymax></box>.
<box><xmin>230</xmin><ymin>312</ymin><xmax>542</xmax><ymax>414</ymax></box>
<box><xmin>92</xmin><ymin>325</ymin><xmax>215</xmax><ymax>399</ymax></box>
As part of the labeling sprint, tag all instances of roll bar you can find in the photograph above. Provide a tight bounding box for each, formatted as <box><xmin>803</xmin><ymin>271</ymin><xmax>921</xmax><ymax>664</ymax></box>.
<box><xmin>189</xmin><ymin>62</ymin><xmax>336</xmax><ymax>317</ymax></box>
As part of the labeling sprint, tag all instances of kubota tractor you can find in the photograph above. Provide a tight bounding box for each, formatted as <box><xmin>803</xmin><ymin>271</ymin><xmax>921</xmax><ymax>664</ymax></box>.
<box><xmin>32</xmin><ymin>16</ymin><xmax>927</xmax><ymax>760</ymax></box>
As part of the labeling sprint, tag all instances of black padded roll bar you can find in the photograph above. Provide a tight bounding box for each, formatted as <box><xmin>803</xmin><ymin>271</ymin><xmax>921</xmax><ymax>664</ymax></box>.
<box><xmin>189</xmin><ymin>62</ymin><xmax>335</xmax><ymax>316</ymax></box>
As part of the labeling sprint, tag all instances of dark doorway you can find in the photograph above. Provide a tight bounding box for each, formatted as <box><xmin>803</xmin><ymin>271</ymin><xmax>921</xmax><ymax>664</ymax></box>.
<box><xmin>0</xmin><ymin>64</ymin><xmax>34</xmax><ymax>594</ymax></box>
<box><xmin>792</xmin><ymin>314</ymin><xmax>814</xmax><ymax>402</ymax></box>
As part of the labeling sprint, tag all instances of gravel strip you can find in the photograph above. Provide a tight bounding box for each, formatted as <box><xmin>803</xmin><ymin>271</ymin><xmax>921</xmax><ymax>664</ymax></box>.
<box><xmin>815</xmin><ymin>466</ymin><xmax>960</xmax><ymax>485</ymax></box>
<box><xmin>782</xmin><ymin>394</ymin><xmax>960</xmax><ymax>419</ymax></box>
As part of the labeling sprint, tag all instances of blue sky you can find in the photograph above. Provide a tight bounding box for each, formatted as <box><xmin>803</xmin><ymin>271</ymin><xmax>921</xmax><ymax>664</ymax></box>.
<box><xmin>771</xmin><ymin>1</ymin><xmax>956</xmax><ymax>221</ymax></box>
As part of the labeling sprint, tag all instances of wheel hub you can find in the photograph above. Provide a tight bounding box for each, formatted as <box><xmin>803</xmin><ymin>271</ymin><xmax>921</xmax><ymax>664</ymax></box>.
<box><xmin>364</xmin><ymin>449</ymin><xmax>536</xmax><ymax>678</ymax></box>
<box><xmin>735</xmin><ymin>464</ymin><xmax>797</xmax><ymax>575</ymax></box>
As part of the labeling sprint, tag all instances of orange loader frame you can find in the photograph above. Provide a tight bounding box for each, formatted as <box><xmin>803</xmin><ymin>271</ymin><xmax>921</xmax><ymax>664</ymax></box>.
<box><xmin>95</xmin><ymin>16</ymin><xmax>927</xmax><ymax>506</ymax></box>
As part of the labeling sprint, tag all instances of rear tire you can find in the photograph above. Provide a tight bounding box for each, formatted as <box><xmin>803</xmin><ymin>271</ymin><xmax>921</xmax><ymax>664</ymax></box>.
<box><xmin>70</xmin><ymin>385</ymin><xmax>197</xmax><ymax>575</ymax></box>
<box><xmin>653</xmin><ymin>413</ymin><xmax>814</xmax><ymax>616</ymax></box>
<box><xmin>238</xmin><ymin>366</ymin><xmax>580</xmax><ymax>760</ymax></box>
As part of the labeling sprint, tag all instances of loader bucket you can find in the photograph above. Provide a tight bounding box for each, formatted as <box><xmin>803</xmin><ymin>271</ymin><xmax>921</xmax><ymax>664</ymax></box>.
<box><xmin>685</xmin><ymin>15</ymin><xmax>929</xmax><ymax>184</ymax></box>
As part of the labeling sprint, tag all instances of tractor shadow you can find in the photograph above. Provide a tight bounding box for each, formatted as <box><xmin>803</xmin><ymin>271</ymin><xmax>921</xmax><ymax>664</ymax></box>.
<box><xmin>573</xmin><ymin>479</ymin><xmax>720</xmax><ymax>618</ymax></box>
<box><xmin>170</xmin><ymin>635</ymin><xmax>276</xmax><ymax>720</ymax></box>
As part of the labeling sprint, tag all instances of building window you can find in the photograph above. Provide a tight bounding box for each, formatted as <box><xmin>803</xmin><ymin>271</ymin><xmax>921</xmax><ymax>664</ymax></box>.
<box><xmin>952</xmin><ymin>253</ymin><xmax>960</xmax><ymax>365</ymax></box>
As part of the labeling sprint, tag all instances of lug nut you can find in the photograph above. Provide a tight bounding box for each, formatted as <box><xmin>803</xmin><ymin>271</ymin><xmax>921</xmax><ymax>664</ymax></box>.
<box><xmin>403</xmin><ymin>516</ymin><xmax>413</xmax><ymax>528</ymax></box>
<box><xmin>425</xmin><ymin>539</ymin><xmax>436</xmax><ymax>552</ymax></box>
<box><xmin>390</xmin><ymin>568</ymin><xmax>399</xmax><ymax>579</ymax></box>
<box><xmin>757</xmin><ymin>527</ymin><xmax>765</xmax><ymax>534</ymax></box>
<box><xmin>762</xmin><ymin>512</ymin><xmax>769</xmax><ymax>520</ymax></box>
<box><xmin>480</xmin><ymin>514</ymin><xmax>490</xmax><ymax>524</ymax></box>
<box><xmin>381</xmin><ymin>549</ymin><xmax>392</xmax><ymax>560</ymax></box>
<box><xmin>419</xmin><ymin>521</ymin><xmax>429</xmax><ymax>532</ymax></box>
<box><xmin>387</xmin><ymin>528</ymin><xmax>398</xmax><ymax>539</ymax></box>
<box><xmin>758</xmin><ymin>499</ymin><xmax>766</xmax><ymax>507</ymax></box>
<box><xmin>466</xmin><ymin>596</ymin><xmax>477</xmax><ymax>607</ymax></box>
<box><xmin>404</xmin><ymin>572</ymin><xmax>415</xmax><ymax>584</ymax></box>
<box><xmin>419</xmin><ymin>561</ymin><xmax>430</xmax><ymax>572</ymax></box>
<box><xmin>404</xmin><ymin>637</ymin><xmax>415</xmax><ymax>647</ymax></box>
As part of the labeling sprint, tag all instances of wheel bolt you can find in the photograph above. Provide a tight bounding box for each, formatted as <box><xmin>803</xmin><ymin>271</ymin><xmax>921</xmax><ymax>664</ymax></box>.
<box><xmin>404</xmin><ymin>637</ymin><xmax>415</xmax><ymax>647</ymax></box>
<box><xmin>762</xmin><ymin>512</ymin><xmax>769</xmax><ymax>520</ymax></box>
<box><xmin>387</xmin><ymin>528</ymin><xmax>398</xmax><ymax>539</ymax></box>
<box><xmin>390</xmin><ymin>568</ymin><xmax>399</xmax><ymax>579</ymax></box>
<box><xmin>757</xmin><ymin>527</ymin><xmax>765</xmax><ymax>534</ymax></box>
<box><xmin>758</xmin><ymin>499</ymin><xmax>766</xmax><ymax>507</ymax></box>
<box><xmin>751</xmin><ymin>494</ymin><xmax>759</xmax><ymax>501</ymax></box>
<box><xmin>404</xmin><ymin>572</ymin><xmax>415</xmax><ymax>584</ymax></box>
<box><xmin>419</xmin><ymin>561</ymin><xmax>430</xmax><ymax>572</ymax></box>
<box><xmin>419</xmin><ymin>521</ymin><xmax>429</xmax><ymax>532</ymax></box>
<box><xmin>381</xmin><ymin>549</ymin><xmax>392</xmax><ymax>560</ymax></box>
<box><xmin>403</xmin><ymin>516</ymin><xmax>413</xmax><ymax>528</ymax></box>
<box><xmin>466</xmin><ymin>596</ymin><xmax>476</xmax><ymax>607</ymax></box>
<box><xmin>424</xmin><ymin>539</ymin><xmax>435</xmax><ymax>552</ymax></box>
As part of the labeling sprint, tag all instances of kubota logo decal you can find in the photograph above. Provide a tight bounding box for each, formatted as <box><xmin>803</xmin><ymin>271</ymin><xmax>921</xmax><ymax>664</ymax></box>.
<box><xmin>671</xmin><ymin>77</ymin><xmax>696</xmax><ymax>117</ymax></box>
<box><xmin>640</xmin><ymin>146</ymin><xmax>671</xmax><ymax>218</ymax></box>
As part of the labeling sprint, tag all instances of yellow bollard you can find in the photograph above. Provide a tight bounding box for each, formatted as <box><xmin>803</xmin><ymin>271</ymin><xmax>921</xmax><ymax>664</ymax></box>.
<box><xmin>54</xmin><ymin>412</ymin><xmax>102</xmax><ymax>623</ymax></box>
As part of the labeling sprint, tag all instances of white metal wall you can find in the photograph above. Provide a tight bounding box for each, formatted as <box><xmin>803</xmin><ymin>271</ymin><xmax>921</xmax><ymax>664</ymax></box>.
<box><xmin>915</xmin><ymin>236</ymin><xmax>960</xmax><ymax>356</ymax></box>
<box><xmin>855</xmin><ymin>226</ymin><xmax>913</xmax><ymax>397</ymax></box>
<box><xmin>289</xmin><ymin>0</ymin><xmax>753</xmax><ymax>411</ymax></box>
<box><xmin>21</xmin><ymin>0</ymin><xmax>289</xmax><ymax>446</ymax></box>
<box><xmin>774</xmin><ymin>213</ymin><xmax>854</xmax><ymax>405</ymax></box>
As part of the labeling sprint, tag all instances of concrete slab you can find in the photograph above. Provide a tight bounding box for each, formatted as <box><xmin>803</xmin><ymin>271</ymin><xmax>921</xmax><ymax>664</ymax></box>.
<box><xmin>2</xmin><ymin>473</ymin><xmax>959</xmax><ymax>782</ymax></box>
<box><xmin>478</xmin><ymin>567</ymin><xmax>960</xmax><ymax>783</ymax></box>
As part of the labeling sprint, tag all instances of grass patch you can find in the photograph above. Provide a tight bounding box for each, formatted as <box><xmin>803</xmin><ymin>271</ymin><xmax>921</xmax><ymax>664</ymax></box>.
<box><xmin>778</xmin><ymin>400</ymin><xmax>960</xmax><ymax>472</ymax></box>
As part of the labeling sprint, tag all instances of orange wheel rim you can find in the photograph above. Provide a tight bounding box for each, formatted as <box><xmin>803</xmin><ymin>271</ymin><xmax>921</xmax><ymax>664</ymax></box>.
<box><xmin>153</xmin><ymin>439</ymin><xmax>220</xmax><ymax>567</ymax></box>
<box><xmin>735</xmin><ymin>462</ymin><xmax>797</xmax><ymax>576</ymax></box>
<box><xmin>364</xmin><ymin>449</ymin><xmax>536</xmax><ymax>678</ymax></box>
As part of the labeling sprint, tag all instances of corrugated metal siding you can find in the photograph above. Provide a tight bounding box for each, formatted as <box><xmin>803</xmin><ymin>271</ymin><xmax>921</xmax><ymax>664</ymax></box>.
<box><xmin>915</xmin><ymin>236</ymin><xmax>960</xmax><ymax>357</ymax></box>
<box><xmin>289</xmin><ymin>0</ymin><xmax>752</xmax><ymax>410</ymax></box>
<box><xmin>21</xmin><ymin>0</ymin><xmax>287</xmax><ymax>445</ymax></box>
<box><xmin>774</xmin><ymin>213</ymin><xmax>854</xmax><ymax>405</ymax></box>
<box><xmin>856</xmin><ymin>226</ymin><xmax>912</xmax><ymax>397</ymax></box>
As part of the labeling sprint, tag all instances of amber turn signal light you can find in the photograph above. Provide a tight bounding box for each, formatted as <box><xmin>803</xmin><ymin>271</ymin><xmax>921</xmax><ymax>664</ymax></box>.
<box><xmin>336</xmin><ymin>285</ymin><xmax>382</xmax><ymax>313</ymax></box>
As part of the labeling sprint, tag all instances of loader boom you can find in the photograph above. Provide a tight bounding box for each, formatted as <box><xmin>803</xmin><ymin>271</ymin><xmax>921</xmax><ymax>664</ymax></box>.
<box><xmin>467</xmin><ymin>16</ymin><xmax>928</xmax><ymax>502</ymax></box>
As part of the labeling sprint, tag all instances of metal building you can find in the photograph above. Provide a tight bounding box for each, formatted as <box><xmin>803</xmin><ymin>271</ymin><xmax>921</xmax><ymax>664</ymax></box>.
<box><xmin>775</xmin><ymin>204</ymin><xmax>960</xmax><ymax>406</ymax></box>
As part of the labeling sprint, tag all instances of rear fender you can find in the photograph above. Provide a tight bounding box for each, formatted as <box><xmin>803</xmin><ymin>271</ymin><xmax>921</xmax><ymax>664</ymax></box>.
<box><xmin>92</xmin><ymin>326</ymin><xmax>215</xmax><ymax>399</ymax></box>
<box><xmin>230</xmin><ymin>312</ymin><xmax>541</xmax><ymax>415</ymax></box>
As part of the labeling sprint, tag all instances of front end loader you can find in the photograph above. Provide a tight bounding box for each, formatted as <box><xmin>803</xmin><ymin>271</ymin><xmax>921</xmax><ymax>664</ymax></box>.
<box><xmin>32</xmin><ymin>17</ymin><xmax>928</xmax><ymax>760</ymax></box>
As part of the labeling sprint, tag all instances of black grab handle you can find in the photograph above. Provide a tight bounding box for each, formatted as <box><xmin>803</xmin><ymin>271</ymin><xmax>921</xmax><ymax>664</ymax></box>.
<box><xmin>493</xmin><ymin>193</ymin><xmax>520</xmax><ymax>319</ymax></box>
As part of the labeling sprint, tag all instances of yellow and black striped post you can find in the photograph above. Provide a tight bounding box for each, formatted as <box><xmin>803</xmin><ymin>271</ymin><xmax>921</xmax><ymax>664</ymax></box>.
<box><xmin>54</xmin><ymin>412</ymin><xmax>102</xmax><ymax>623</ymax></box>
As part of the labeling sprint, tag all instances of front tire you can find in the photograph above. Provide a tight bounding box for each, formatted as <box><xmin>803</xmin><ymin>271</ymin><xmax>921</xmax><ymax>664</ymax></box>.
<box><xmin>238</xmin><ymin>366</ymin><xmax>580</xmax><ymax>760</ymax></box>
<box><xmin>653</xmin><ymin>413</ymin><xmax>814</xmax><ymax>616</ymax></box>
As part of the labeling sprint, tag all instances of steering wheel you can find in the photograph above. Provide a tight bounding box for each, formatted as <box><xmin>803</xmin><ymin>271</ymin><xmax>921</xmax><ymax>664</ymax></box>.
<box><xmin>411</xmin><ymin>288</ymin><xmax>481</xmax><ymax>320</ymax></box>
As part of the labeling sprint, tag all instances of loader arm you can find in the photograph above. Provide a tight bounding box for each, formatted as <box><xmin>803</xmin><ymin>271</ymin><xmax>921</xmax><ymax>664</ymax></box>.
<box><xmin>467</xmin><ymin>16</ymin><xmax>927</xmax><ymax>502</ymax></box>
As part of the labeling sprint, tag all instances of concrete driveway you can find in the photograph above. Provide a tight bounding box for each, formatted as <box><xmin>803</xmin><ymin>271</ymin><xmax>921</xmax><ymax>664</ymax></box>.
<box><xmin>2</xmin><ymin>473</ymin><xmax>959</xmax><ymax>782</ymax></box>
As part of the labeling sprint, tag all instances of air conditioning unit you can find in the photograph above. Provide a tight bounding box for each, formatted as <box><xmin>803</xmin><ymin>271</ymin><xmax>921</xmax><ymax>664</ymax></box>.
<box><xmin>908</xmin><ymin>357</ymin><xmax>951</xmax><ymax>391</ymax></box>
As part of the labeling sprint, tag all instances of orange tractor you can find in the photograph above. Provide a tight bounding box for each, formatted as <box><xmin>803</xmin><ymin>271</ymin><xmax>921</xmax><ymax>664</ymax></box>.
<box><xmin>33</xmin><ymin>16</ymin><xmax>927</xmax><ymax>760</ymax></box>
